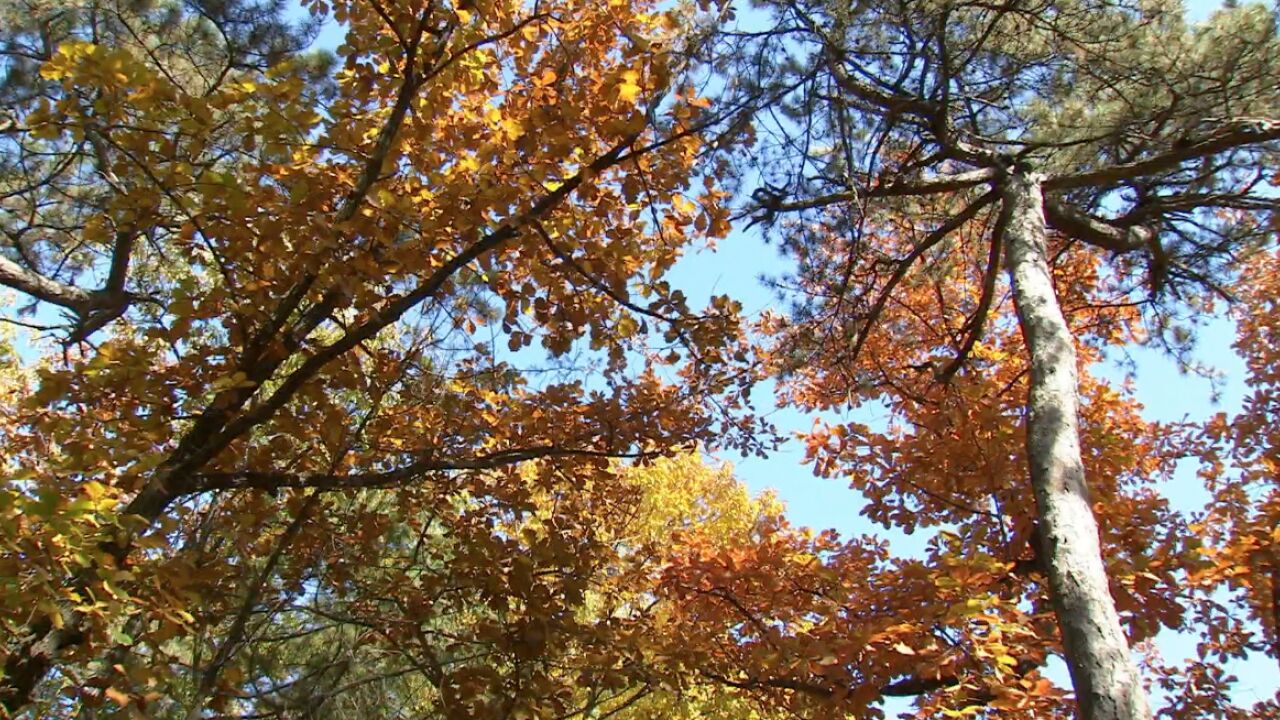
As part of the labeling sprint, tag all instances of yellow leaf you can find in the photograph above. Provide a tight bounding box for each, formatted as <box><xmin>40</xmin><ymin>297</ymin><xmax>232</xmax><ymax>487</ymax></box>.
<box><xmin>82</xmin><ymin>481</ymin><xmax>110</xmax><ymax>500</ymax></box>
<box><xmin>618</xmin><ymin>70</ymin><xmax>643</xmax><ymax>103</ymax></box>
<box><xmin>671</xmin><ymin>193</ymin><xmax>696</xmax><ymax>215</ymax></box>
<box><xmin>42</xmin><ymin>603</ymin><xmax>64</xmax><ymax>630</ymax></box>
<box><xmin>105</xmin><ymin>687</ymin><xmax>130</xmax><ymax>706</ymax></box>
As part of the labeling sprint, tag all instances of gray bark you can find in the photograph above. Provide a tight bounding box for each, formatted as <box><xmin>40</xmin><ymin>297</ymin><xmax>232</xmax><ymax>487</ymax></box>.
<box><xmin>0</xmin><ymin>255</ymin><xmax>94</xmax><ymax>309</ymax></box>
<box><xmin>1001</xmin><ymin>171</ymin><xmax>1152</xmax><ymax>720</ymax></box>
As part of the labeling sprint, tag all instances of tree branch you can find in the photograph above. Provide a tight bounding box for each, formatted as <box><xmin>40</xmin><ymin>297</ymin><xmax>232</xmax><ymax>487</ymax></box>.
<box><xmin>764</xmin><ymin>169</ymin><xmax>995</xmax><ymax>213</ymax></box>
<box><xmin>193</xmin><ymin>446</ymin><xmax>658</xmax><ymax>493</ymax></box>
<box><xmin>1045</xmin><ymin>117</ymin><xmax>1280</xmax><ymax>190</ymax></box>
<box><xmin>938</xmin><ymin>196</ymin><xmax>1007</xmax><ymax>382</ymax></box>
<box><xmin>0</xmin><ymin>255</ymin><xmax>94</xmax><ymax>310</ymax></box>
<box><xmin>1042</xmin><ymin>200</ymin><xmax>1155</xmax><ymax>253</ymax></box>
<box><xmin>844</xmin><ymin>190</ymin><xmax>997</xmax><ymax>367</ymax></box>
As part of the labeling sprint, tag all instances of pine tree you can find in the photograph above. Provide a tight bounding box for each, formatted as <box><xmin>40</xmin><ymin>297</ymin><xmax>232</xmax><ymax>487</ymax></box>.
<box><xmin>711</xmin><ymin>1</ymin><xmax>1280</xmax><ymax>717</ymax></box>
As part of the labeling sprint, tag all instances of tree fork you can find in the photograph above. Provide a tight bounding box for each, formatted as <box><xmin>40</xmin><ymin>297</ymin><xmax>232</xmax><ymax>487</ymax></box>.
<box><xmin>1001</xmin><ymin>170</ymin><xmax>1151</xmax><ymax>720</ymax></box>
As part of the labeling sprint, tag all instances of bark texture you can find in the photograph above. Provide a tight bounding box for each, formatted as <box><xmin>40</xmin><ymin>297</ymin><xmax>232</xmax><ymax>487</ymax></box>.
<box><xmin>1002</xmin><ymin>171</ymin><xmax>1152</xmax><ymax>720</ymax></box>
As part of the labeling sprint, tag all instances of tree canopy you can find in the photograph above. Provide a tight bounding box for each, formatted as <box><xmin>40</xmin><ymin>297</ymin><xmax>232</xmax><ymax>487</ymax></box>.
<box><xmin>1</xmin><ymin>0</ymin><xmax>1277</xmax><ymax>718</ymax></box>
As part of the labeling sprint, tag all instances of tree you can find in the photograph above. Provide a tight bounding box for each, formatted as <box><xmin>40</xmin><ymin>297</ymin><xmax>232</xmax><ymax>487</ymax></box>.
<box><xmin>0</xmin><ymin>0</ymin><xmax>761</xmax><ymax>713</ymax></box>
<box><xmin>700</xmin><ymin>0</ymin><xmax>1280</xmax><ymax>717</ymax></box>
<box><xmin>657</xmin><ymin>209</ymin><xmax>1205</xmax><ymax>718</ymax></box>
<box><xmin>1146</xmin><ymin>245</ymin><xmax>1280</xmax><ymax>719</ymax></box>
<box><xmin>4</xmin><ymin>0</ymin><xmax>1278</xmax><ymax>717</ymax></box>
<box><xmin>1209</xmin><ymin>249</ymin><xmax>1280</xmax><ymax>670</ymax></box>
<box><xmin>0</xmin><ymin>0</ymin><xmax>333</xmax><ymax>340</ymax></box>
<box><xmin>52</xmin><ymin>453</ymin><xmax>782</xmax><ymax>719</ymax></box>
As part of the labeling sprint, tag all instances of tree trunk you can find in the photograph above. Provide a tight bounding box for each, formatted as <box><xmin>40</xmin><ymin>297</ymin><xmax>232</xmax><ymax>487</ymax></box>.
<box><xmin>1001</xmin><ymin>170</ymin><xmax>1151</xmax><ymax>720</ymax></box>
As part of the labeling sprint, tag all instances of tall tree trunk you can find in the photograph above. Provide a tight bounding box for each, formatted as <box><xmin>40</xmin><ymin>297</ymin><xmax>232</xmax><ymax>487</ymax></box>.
<box><xmin>1001</xmin><ymin>170</ymin><xmax>1152</xmax><ymax>720</ymax></box>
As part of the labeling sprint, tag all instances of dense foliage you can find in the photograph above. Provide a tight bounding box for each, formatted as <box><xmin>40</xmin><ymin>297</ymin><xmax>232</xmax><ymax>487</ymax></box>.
<box><xmin>0</xmin><ymin>0</ymin><xmax>1276</xmax><ymax>718</ymax></box>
